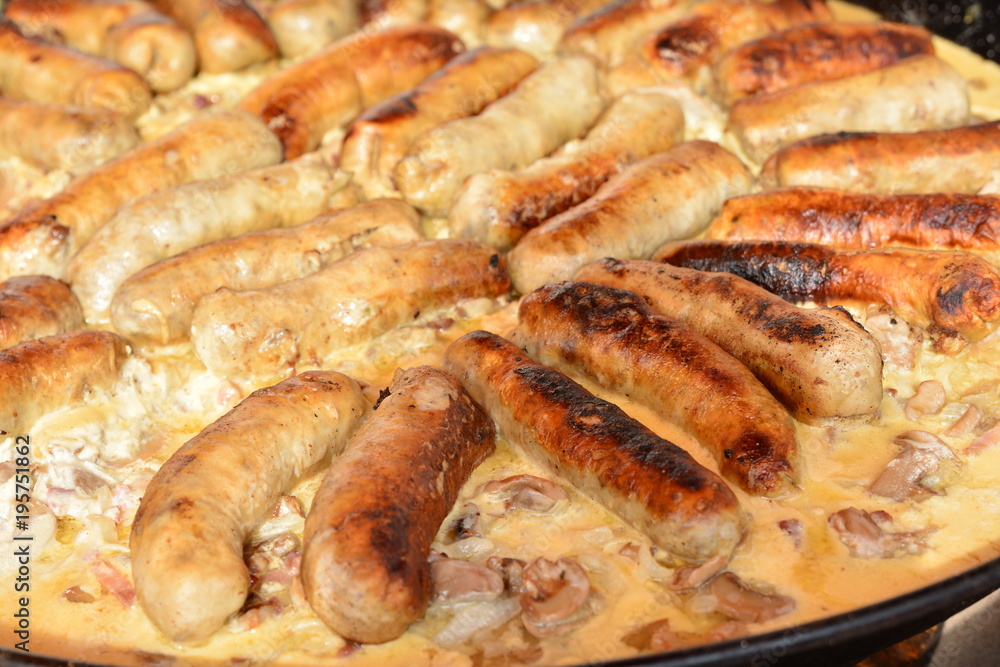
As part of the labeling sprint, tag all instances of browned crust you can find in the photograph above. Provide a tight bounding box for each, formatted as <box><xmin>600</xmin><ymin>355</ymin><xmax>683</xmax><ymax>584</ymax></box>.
<box><xmin>705</xmin><ymin>189</ymin><xmax>1000</xmax><ymax>251</ymax></box>
<box><xmin>302</xmin><ymin>366</ymin><xmax>495</xmax><ymax>643</ymax></box>
<box><xmin>213</xmin><ymin>0</ymin><xmax>280</xmax><ymax>52</ymax></box>
<box><xmin>514</xmin><ymin>282</ymin><xmax>799</xmax><ymax>497</ymax></box>
<box><xmin>0</xmin><ymin>275</ymin><xmax>83</xmax><ymax>349</ymax></box>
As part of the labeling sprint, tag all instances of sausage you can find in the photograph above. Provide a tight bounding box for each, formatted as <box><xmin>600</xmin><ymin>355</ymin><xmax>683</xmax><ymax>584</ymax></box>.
<box><xmin>703</xmin><ymin>188</ymin><xmax>1000</xmax><ymax>253</ymax></box>
<box><xmin>359</xmin><ymin>0</ymin><xmax>427</xmax><ymax>28</ymax></box>
<box><xmin>340</xmin><ymin>46</ymin><xmax>539</xmax><ymax>200</ymax></box>
<box><xmin>484</xmin><ymin>0</ymin><xmax>609</xmax><ymax>60</ymax></box>
<box><xmin>506</xmin><ymin>140</ymin><xmax>752</xmax><ymax>295</ymax></box>
<box><xmin>190</xmin><ymin>239</ymin><xmax>511</xmax><ymax>381</ymax></box>
<box><xmin>0</xmin><ymin>109</ymin><xmax>282</xmax><ymax>281</ymax></box>
<box><xmin>449</xmin><ymin>89</ymin><xmax>685</xmax><ymax>251</ymax></box>
<box><xmin>0</xmin><ymin>330</ymin><xmax>129</xmax><ymax>437</ymax></box>
<box><xmin>111</xmin><ymin>199</ymin><xmax>422</xmax><ymax>346</ymax></box>
<box><xmin>240</xmin><ymin>24</ymin><xmax>463</xmax><ymax>159</ymax></box>
<box><xmin>393</xmin><ymin>55</ymin><xmax>602</xmax><ymax>217</ymax></box>
<box><xmin>302</xmin><ymin>365</ymin><xmax>495</xmax><ymax>643</ymax></box>
<box><xmin>574</xmin><ymin>258</ymin><xmax>883</xmax><ymax>423</ymax></box>
<box><xmin>729</xmin><ymin>54</ymin><xmax>970</xmax><ymax>163</ymax></box>
<box><xmin>758</xmin><ymin>121</ymin><xmax>1000</xmax><ymax>194</ymax></box>
<box><xmin>510</xmin><ymin>281</ymin><xmax>801</xmax><ymax>497</ymax></box>
<box><xmin>5</xmin><ymin>0</ymin><xmax>197</xmax><ymax>93</ymax></box>
<box><xmin>265</xmin><ymin>0</ymin><xmax>359</xmax><ymax>58</ymax></box>
<box><xmin>149</xmin><ymin>0</ymin><xmax>279</xmax><ymax>73</ymax></box>
<box><xmin>0</xmin><ymin>98</ymin><xmax>139</xmax><ymax>172</ymax></box>
<box><xmin>557</xmin><ymin>0</ymin><xmax>687</xmax><ymax>67</ymax></box>
<box><xmin>130</xmin><ymin>371</ymin><xmax>371</xmax><ymax>643</ymax></box>
<box><xmin>654</xmin><ymin>239</ymin><xmax>1000</xmax><ymax>354</ymax></box>
<box><xmin>65</xmin><ymin>157</ymin><xmax>342</xmax><ymax>323</ymax></box>
<box><xmin>709</xmin><ymin>21</ymin><xmax>934</xmax><ymax>107</ymax></box>
<box><xmin>0</xmin><ymin>19</ymin><xmax>152</xmax><ymax>119</ymax></box>
<box><xmin>607</xmin><ymin>0</ymin><xmax>833</xmax><ymax>93</ymax></box>
<box><xmin>0</xmin><ymin>276</ymin><xmax>83</xmax><ymax>350</ymax></box>
<box><xmin>443</xmin><ymin>330</ymin><xmax>747</xmax><ymax>561</ymax></box>
<box><xmin>426</xmin><ymin>0</ymin><xmax>489</xmax><ymax>47</ymax></box>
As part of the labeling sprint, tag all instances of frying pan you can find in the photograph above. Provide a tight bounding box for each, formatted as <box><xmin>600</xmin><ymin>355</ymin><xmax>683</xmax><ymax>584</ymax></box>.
<box><xmin>2</xmin><ymin>2</ymin><xmax>1000</xmax><ymax>667</ymax></box>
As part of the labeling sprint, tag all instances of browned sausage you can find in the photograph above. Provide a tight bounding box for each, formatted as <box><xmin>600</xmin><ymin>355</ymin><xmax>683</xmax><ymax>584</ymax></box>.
<box><xmin>709</xmin><ymin>21</ymin><xmax>934</xmax><ymax>106</ymax></box>
<box><xmin>302</xmin><ymin>365</ymin><xmax>495</xmax><ymax>644</ymax></box>
<box><xmin>240</xmin><ymin>24</ymin><xmax>463</xmax><ymax>158</ymax></box>
<box><xmin>704</xmin><ymin>188</ymin><xmax>1000</xmax><ymax>253</ymax></box>
<box><xmin>557</xmin><ymin>0</ymin><xmax>687</xmax><ymax>67</ymax></box>
<box><xmin>443</xmin><ymin>329</ymin><xmax>747</xmax><ymax>561</ymax></box>
<box><xmin>484</xmin><ymin>0</ymin><xmax>609</xmax><ymax>60</ymax></box>
<box><xmin>265</xmin><ymin>0</ymin><xmax>359</xmax><ymax>58</ymax></box>
<box><xmin>759</xmin><ymin>121</ymin><xmax>1000</xmax><ymax>194</ymax></box>
<box><xmin>654</xmin><ymin>239</ymin><xmax>1000</xmax><ymax>354</ymax></box>
<box><xmin>0</xmin><ymin>330</ymin><xmax>129</xmax><ymax>437</ymax></box>
<box><xmin>0</xmin><ymin>276</ymin><xmax>83</xmax><ymax>350</ymax></box>
<box><xmin>510</xmin><ymin>281</ymin><xmax>800</xmax><ymax>497</ymax></box>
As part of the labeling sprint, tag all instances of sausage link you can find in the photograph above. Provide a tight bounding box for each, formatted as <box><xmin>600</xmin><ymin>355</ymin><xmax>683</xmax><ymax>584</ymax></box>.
<box><xmin>359</xmin><ymin>0</ymin><xmax>427</xmax><ymax>28</ymax></box>
<box><xmin>575</xmin><ymin>258</ymin><xmax>883</xmax><ymax>422</ymax></box>
<box><xmin>111</xmin><ymin>199</ymin><xmax>421</xmax><ymax>345</ymax></box>
<box><xmin>484</xmin><ymin>0</ymin><xmax>608</xmax><ymax>60</ymax></box>
<box><xmin>759</xmin><ymin>121</ymin><xmax>1000</xmax><ymax>194</ymax></box>
<box><xmin>443</xmin><ymin>330</ymin><xmax>746</xmax><ymax>561</ymax></box>
<box><xmin>0</xmin><ymin>330</ymin><xmax>129</xmax><ymax>437</ymax></box>
<box><xmin>654</xmin><ymin>239</ymin><xmax>1000</xmax><ymax>354</ymax></box>
<box><xmin>0</xmin><ymin>110</ymin><xmax>282</xmax><ymax>281</ymax></box>
<box><xmin>302</xmin><ymin>366</ymin><xmax>495</xmax><ymax>643</ymax></box>
<box><xmin>506</xmin><ymin>140</ymin><xmax>751</xmax><ymax>295</ymax></box>
<box><xmin>449</xmin><ymin>89</ymin><xmax>685</xmax><ymax>251</ymax></box>
<box><xmin>426</xmin><ymin>0</ymin><xmax>489</xmax><ymax>47</ymax></box>
<box><xmin>511</xmin><ymin>281</ymin><xmax>800</xmax><ymax>497</ymax></box>
<box><xmin>190</xmin><ymin>239</ymin><xmax>511</xmax><ymax>381</ymax></box>
<box><xmin>557</xmin><ymin>0</ymin><xmax>687</xmax><ymax>67</ymax></box>
<box><xmin>265</xmin><ymin>0</ymin><xmax>359</xmax><ymax>58</ymax></box>
<box><xmin>0</xmin><ymin>276</ymin><xmax>83</xmax><ymax>350</ymax></box>
<box><xmin>130</xmin><ymin>371</ymin><xmax>371</xmax><ymax>643</ymax></box>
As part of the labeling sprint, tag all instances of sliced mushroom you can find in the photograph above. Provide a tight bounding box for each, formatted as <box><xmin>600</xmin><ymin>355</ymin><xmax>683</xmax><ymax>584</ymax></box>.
<box><xmin>482</xmin><ymin>475</ymin><xmax>569</xmax><ymax>513</ymax></box>
<box><xmin>967</xmin><ymin>420</ymin><xmax>1000</xmax><ymax>456</ymax></box>
<box><xmin>445</xmin><ymin>502</ymin><xmax>482</xmax><ymax>542</ymax></box>
<box><xmin>707</xmin><ymin>572</ymin><xmax>795</xmax><ymax>623</ymax></box>
<box><xmin>828</xmin><ymin>507</ymin><xmax>932</xmax><ymax>558</ymax></box>
<box><xmin>869</xmin><ymin>431</ymin><xmax>959</xmax><ymax>501</ymax></box>
<box><xmin>622</xmin><ymin>619</ymin><xmax>693</xmax><ymax>652</ymax></box>
<box><xmin>904</xmin><ymin>381</ymin><xmax>947</xmax><ymax>421</ymax></box>
<box><xmin>431</xmin><ymin>558</ymin><xmax>504</xmax><ymax>603</ymax></box>
<box><xmin>669</xmin><ymin>555</ymin><xmax>728</xmax><ymax>592</ymax></box>
<box><xmin>486</xmin><ymin>556</ymin><xmax>527</xmax><ymax>594</ymax></box>
<box><xmin>945</xmin><ymin>404</ymin><xmax>984</xmax><ymax>437</ymax></box>
<box><xmin>519</xmin><ymin>557</ymin><xmax>591</xmax><ymax>638</ymax></box>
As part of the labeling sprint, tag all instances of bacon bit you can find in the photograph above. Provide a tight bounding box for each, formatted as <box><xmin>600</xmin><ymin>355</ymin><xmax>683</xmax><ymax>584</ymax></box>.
<box><xmin>946</xmin><ymin>404</ymin><xmax>984</xmax><ymax>437</ymax></box>
<box><xmin>62</xmin><ymin>586</ymin><xmax>95</xmax><ymax>603</ymax></box>
<box><xmin>966</xmin><ymin>420</ymin><xmax>1000</xmax><ymax>456</ymax></box>
<box><xmin>669</xmin><ymin>556</ymin><xmax>728</xmax><ymax>592</ymax></box>
<box><xmin>904</xmin><ymin>381</ymin><xmax>947</xmax><ymax>421</ymax></box>
<box><xmin>191</xmin><ymin>94</ymin><xmax>218</xmax><ymax>109</ymax></box>
<box><xmin>91</xmin><ymin>559</ymin><xmax>135</xmax><ymax>608</ymax></box>
<box><xmin>46</xmin><ymin>487</ymin><xmax>78</xmax><ymax>516</ymax></box>
<box><xmin>778</xmin><ymin>519</ymin><xmax>804</xmax><ymax>549</ymax></box>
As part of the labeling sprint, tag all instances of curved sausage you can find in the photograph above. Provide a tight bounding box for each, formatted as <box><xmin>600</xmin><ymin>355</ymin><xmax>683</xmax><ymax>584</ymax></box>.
<box><xmin>506</xmin><ymin>140</ymin><xmax>752</xmax><ymax>295</ymax></box>
<box><xmin>709</xmin><ymin>21</ymin><xmax>934</xmax><ymax>107</ymax></box>
<box><xmin>240</xmin><ymin>24</ymin><xmax>463</xmax><ymax>159</ymax></box>
<box><xmin>484</xmin><ymin>0</ymin><xmax>608</xmax><ymax>60</ymax></box>
<box><xmin>5</xmin><ymin>0</ymin><xmax>197</xmax><ymax>93</ymax></box>
<box><xmin>704</xmin><ymin>188</ymin><xmax>1000</xmax><ymax>253</ymax></box>
<box><xmin>340</xmin><ymin>46</ymin><xmax>539</xmax><ymax>199</ymax></box>
<box><xmin>575</xmin><ymin>258</ymin><xmax>883</xmax><ymax>423</ymax></box>
<box><xmin>654</xmin><ymin>239</ymin><xmax>1000</xmax><ymax>354</ymax></box>
<box><xmin>729</xmin><ymin>54</ymin><xmax>969</xmax><ymax>163</ymax></box>
<box><xmin>0</xmin><ymin>276</ymin><xmax>83</xmax><ymax>350</ymax></box>
<box><xmin>557</xmin><ymin>0</ymin><xmax>686</xmax><ymax>67</ymax></box>
<box><xmin>0</xmin><ymin>98</ymin><xmax>139</xmax><ymax>172</ymax></box>
<box><xmin>65</xmin><ymin>157</ymin><xmax>342</xmax><ymax>323</ymax></box>
<box><xmin>150</xmin><ymin>0</ymin><xmax>279</xmax><ymax>73</ymax></box>
<box><xmin>111</xmin><ymin>199</ymin><xmax>422</xmax><ymax>345</ymax></box>
<box><xmin>449</xmin><ymin>89</ymin><xmax>685</xmax><ymax>251</ymax></box>
<box><xmin>0</xmin><ymin>330</ymin><xmax>129</xmax><ymax>437</ymax></box>
<box><xmin>443</xmin><ymin>330</ymin><xmax>747</xmax><ymax>561</ymax></box>
<box><xmin>265</xmin><ymin>0</ymin><xmax>359</xmax><ymax>58</ymax></box>
<box><xmin>0</xmin><ymin>109</ymin><xmax>282</xmax><ymax>281</ymax></box>
<box><xmin>130</xmin><ymin>371</ymin><xmax>371</xmax><ymax>643</ymax></box>
<box><xmin>758</xmin><ymin>121</ymin><xmax>1000</xmax><ymax>194</ymax></box>
<box><xmin>190</xmin><ymin>239</ymin><xmax>511</xmax><ymax>381</ymax></box>
<box><xmin>426</xmin><ymin>0</ymin><xmax>489</xmax><ymax>47</ymax></box>
<box><xmin>302</xmin><ymin>365</ymin><xmax>495</xmax><ymax>643</ymax></box>
<box><xmin>0</xmin><ymin>19</ymin><xmax>152</xmax><ymax>119</ymax></box>
<box><xmin>510</xmin><ymin>281</ymin><xmax>801</xmax><ymax>497</ymax></box>
<box><xmin>393</xmin><ymin>55</ymin><xmax>602</xmax><ymax>217</ymax></box>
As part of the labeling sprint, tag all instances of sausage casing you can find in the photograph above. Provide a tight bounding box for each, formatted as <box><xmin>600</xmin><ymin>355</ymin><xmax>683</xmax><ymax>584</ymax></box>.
<box><xmin>302</xmin><ymin>365</ymin><xmax>495</xmax><ymax>643</ymax></box>
<box><xmin>0</xmin><ymin>276</ymin><xmax>83</xmax><ymax>351</ymax></box>
<box><xmin>443</xmin><ymin>330</ymin><xmax>746</xmax><ymax>561</ymax></box>
<box><xmin>265</xmin><ymin>0</ymin><xmax>360</xmax><ymax>58</ymax></box>
<box><xmin>511</xmin><ymin>281</ymin><xmax>800</xmax><ymax>497</ymax></box>
<box><xmin>130</xmin><ymin>371</ymin><xmax>371</xmax><ymax>643</ymax></box>
<box><xmin>557</xmin><ymin>0</ymin><xmax>686</xmax><ymax>67</ymax></box>
<box><xmin>484</xmin><ymin>0</ymin><xmax>608</xmax><ymax>60</ymax></box>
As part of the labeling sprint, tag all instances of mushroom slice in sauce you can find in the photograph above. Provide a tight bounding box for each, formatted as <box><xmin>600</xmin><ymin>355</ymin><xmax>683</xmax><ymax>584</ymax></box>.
<box><xmin>669</xmin><ymin>555</ymin><xmax>729</xmax><ymax>592</ymax></box>
<box><xmin>486</xmin><ymin>556</ymin><xmax>527</xmax><ymax>594</ymax></box>
<box><xmin>431</xmin><ymin>557</ymin><xmax>505</xmax><ymax>603</ymax></box>
<box><xmin>869</xmin><ymin>431</ymin><xmax>959</xmax><ymax>501</ymax></box>
<box><xmin>828</xmin><ymin>507</ymin><xmax>932</xmax><ymax>558</ymax></box>
<box><xmin>706</xmin><ymin>572</ymin><xmax>796</xmax><ymax>623</ymax></box>
<box><xmin>904</xmin><ymin>380</ymin><xmax>947</xmax><ymax>421</ymax></box>
<box><xmin>519</xmin><ymin>557</ymin><xmax>591</xmax><ymax>638</ymax></box>
<box><xmin>482</xmin><ymin>475</ymin><xmax>569</xmax><ymax>513</ymax></box>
